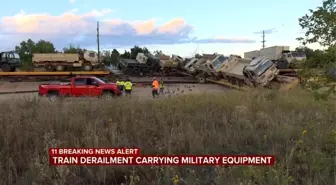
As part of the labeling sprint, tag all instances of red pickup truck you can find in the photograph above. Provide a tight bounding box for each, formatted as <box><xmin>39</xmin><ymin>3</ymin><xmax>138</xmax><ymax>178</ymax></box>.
<box><xmin>38</xmin><ymin>76</ymin><xmax>121</xmax><ymax>99</ymax></box>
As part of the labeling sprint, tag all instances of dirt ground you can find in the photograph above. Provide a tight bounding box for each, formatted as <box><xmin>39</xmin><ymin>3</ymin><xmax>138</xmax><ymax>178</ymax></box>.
<box><xmin>0</xmin><ymin>82</ymin><xmax>41</xmax><ymax>93</ymax></box>
<box><xmin>0</xmin><ymin>82</ymin><xmax>228</xmax><ymax>101</ymax></box>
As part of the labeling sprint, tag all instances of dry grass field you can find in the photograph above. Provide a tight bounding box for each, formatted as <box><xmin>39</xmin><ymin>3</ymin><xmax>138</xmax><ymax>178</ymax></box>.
<box><xmin>0</xmin><ymin>88</ymin><xmax>335</xmax><ymax>185</ymax></box>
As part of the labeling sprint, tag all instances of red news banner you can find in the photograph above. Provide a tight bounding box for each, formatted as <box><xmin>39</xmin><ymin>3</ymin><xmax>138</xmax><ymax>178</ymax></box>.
<box><xmin>49</xmin><ymin>148</ymin><xmax>275</xmax><ymax>166</ymax></box>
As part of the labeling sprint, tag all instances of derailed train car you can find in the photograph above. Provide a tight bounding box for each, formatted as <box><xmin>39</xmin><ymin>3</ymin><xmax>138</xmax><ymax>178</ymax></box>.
<box><xmin>117</xmin><ymin>53</ymin><xmax>185</xmax><ymax>76</ymax></box>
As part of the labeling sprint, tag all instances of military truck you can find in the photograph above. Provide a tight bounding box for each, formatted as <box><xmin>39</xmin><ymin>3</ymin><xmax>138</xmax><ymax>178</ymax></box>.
<box><xmin>244</xmin><ymin>46</ymin><xmax>306</xmax><ymax>69</ymax></box>
<box><xmin>183</xmin><ymin>57</ymin><xmax>200</xmax><ymax>74</ymax></box>
<box><xmin>195</xmin><ymin>54</ymin><xmax>229</xmax><ymax>76</ymax></box>
<box><xmin>32</xmin><ymin>50</ymin><xmax>100</xmax><ymax>71</ymax></box>
<box><xmin>118</xmin><ymin>58</ymin><xmax>149</xmax><ymax>76</ymax></box>
<box><xmin>193</xmin><ymin>55</ymin><xmax>279</xmax><ymax>87</ymax></box>
<box><xmin>158</xmin><ymin>55</ymin><xmax>181</xmax><ymax>75</ymax></box>
<box><xmin>117</xmin><ymin>53</ymin><xmax>161</xmax><ymax>76</ymax></box>
<box><xmin>182</xmin><ymin>54</ymin><xmax>228</xmax><ymax>83</ymax></box>
<box><xmin>144</xmin><ymin>53</ymin><xmax>162</xmax><ymax>73</ymax></box>
<box><xmin>218</xmin><ymin>56</ymin><xmax>279</xmax><ymax>87</ymax></box>
<box><xmin>181</xmin><ymin>54</ymin><xmax>219</xmax><ymax>79</ymax></box>
<box><xmin>171</xmin><ymin>55</ymin><xmax>184</xmax><ymax>63</ymax></box>
<box><xmin>0</xmin><ymin>51</ymin><xmax>21</xmax><ymax>72</ymax></box>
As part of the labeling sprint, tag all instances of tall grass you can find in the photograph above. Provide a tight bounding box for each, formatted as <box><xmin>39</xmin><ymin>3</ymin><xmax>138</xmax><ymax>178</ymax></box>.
<box><xmin>0</xmin><ymin>89</ymin><xmax>335</xmax><ymax>185</ymax></box>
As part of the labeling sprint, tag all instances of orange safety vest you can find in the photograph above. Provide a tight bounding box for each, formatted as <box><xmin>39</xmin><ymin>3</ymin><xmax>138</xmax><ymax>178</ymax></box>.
<box><xmin>152</xmin><ymin>80</ymin><xmax>159</xmax><ymax>90</ymax></box>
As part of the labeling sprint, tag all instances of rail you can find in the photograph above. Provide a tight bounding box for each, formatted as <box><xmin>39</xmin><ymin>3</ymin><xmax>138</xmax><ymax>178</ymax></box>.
<box><xmin>0</xmin><ymin>69</ymin><xmax>300</xmax><ymax>92</ymax></box>
<box><xmin>206</xmin><ymin>79</ymin><xmax>249</xmax><ymax>91</ymax></box>
<box><xmin>206</xmin><ymin>76</ymin><xmax>300</xmax><ymax>91</ymax></box>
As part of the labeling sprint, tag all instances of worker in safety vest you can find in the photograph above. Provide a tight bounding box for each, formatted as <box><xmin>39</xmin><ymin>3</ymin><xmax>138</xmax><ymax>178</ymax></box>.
<box><xmin>116</xmin><ymin>78</ymin><xmax>121</xmax><ymax>88</ymax></box>
<box><xmin>159</xmin><ymin>78</ymin><xmax>164</xmax><ymax>95</ymax></box>
<box><xmin>119</xmin><ymin>78</ymin><xmax>125</xmax><ymax>92</ymax></box>
<box><xmin>124</xmin><ymin>77</ymin><xmax>133</xmax><ymax>96</ymax></box>
<box><xmin>152</xmin><ymin>77</ymin><xmax>159</xmax><ymax>98</ymax></box>
<box><xmin>116</xmin><ymin>78</ymin><xmax>122</xmax><ymax>92</ymax></box>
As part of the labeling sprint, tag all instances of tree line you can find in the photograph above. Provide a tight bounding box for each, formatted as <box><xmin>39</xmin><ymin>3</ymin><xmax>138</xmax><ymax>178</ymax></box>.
<box><xmin>14</xmin><ymin>39</ymin><xmax>168</xmax><ymax>69</ymax></box>
<box><xmin>295</xmin><ymin>0</ymin><xmax>335</xmax><ymax>69</ymax></box>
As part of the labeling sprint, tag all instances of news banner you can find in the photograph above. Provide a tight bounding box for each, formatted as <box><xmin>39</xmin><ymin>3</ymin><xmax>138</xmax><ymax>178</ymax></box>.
<box><xmin>49</xmin><ymin>148</ymin><xmax>275</xmax><ymax>166</ymax></box>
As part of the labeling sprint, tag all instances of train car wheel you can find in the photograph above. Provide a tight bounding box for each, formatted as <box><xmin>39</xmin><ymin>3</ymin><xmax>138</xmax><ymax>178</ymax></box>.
<box><xmin>45</xmin><ymin>64</ymin><xmax>55</xmax><ymax>72</ymax></box>
<box><xmin>56</xmin><ymin>64</ymin><xmax>65</xmax><ymax>71</ymax></box>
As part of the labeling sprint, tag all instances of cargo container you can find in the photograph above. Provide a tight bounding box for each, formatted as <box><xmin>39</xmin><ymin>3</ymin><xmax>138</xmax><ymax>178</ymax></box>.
<box><xmin>260</xmin><ymin>46</ymin><xmax>290</xmax><ymax>61</ymax></box>
<box><xmin>244</xmin><ymin>50</ymin><xmax>260</xmax><ymax>59</ymax></box>
<box><xmin>244</xmin><ymin>46</ymin><xmax>306</xmax><ymax>69</ymax></box>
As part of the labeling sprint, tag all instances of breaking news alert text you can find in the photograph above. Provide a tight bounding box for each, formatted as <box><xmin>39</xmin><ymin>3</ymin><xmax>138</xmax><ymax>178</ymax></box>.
<box><xmin>49</xmin><ymin>148</ymin><xmax>140</xmax><ymax>156</ymax></box>
<box><xmin>49</xmin><ymin>148</ymin><xmax>275</xmax><ymax>166</ymax></box>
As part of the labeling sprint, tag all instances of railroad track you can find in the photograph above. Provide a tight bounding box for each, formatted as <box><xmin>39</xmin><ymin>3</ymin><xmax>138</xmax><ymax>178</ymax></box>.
<box><xmin>0</xmin><ymin>69</ymin><xmax>301</xmax><ymax>94</ymax></box>
<box><xmin>0</xmin><ymin>71</ymin><xmax>193</xmax><ymax>82</ymax></box>
<box><xmin>0</xmin><ymin>76</ymin><xmax>198</xmax><ymax>83</ymax></box>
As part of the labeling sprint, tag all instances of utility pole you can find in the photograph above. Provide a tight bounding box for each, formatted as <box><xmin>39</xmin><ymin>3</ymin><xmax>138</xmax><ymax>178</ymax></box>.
<box><xmin>261</xmin><ymin>30</ymin><xmax>266</xmax><ymax>49</ymax></box>
<box><xmin>97</xmin><ymin>22</ymin><xmax>100</xmax><ymax>63</ymax></box>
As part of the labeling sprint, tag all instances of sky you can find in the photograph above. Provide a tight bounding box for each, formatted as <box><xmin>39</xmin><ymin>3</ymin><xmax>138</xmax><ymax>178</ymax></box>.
<box><xmin>0</xmin><ymin>0</ymin><xmax>324</xmax><ymax>57</ymax></box>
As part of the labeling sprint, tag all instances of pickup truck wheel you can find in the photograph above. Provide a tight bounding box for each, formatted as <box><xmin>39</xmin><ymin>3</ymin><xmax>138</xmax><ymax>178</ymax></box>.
<box><xmin>102</xmin><ymin>91</ymin><xmax>115</xmax><ymax>100</ymax></box>
<box><xmin>1</xmin><ymin>63</ymin><xmax>11</xmax><ymax>72</ymax></box>
<box><xmin>47</xmin><ymin>92</ymin><xmax>59</xmax><ymax>101</ymax></box>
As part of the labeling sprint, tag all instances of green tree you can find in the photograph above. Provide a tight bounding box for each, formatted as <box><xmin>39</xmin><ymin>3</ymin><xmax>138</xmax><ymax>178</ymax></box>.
<box><xmin>142</xmin><ymin>47</ymin><xmax>150</xmax><ymax>55</ymax></box>
<box><xmin>130</xmin><ymin>45</ymin><xmax>143</xmax><ymax>59</ymax></box>
<box><xmin>111</xmin><ymin>49</ymin><xmax>120</xmax><ymax>65</ymax></box>
<box><xmin>35</xmin><ymin>40</ymin><xmax>56</xmax><ymax>53</ymax></box>
<box><xmin>100</xmin><ymin>49</ymin><xmax>121</xmax><ymax>66</ymax></box>
<box><xmin>63</xmin><ymin>44</ymin><xmax>82</xmax><ymax>53</ymax></box>
<box><xmin>100</xmin><ymin>50</ymin><xmax>109</xmax><ymax>65</ymax></box>
<box><xmin>120</xmin><ymin>50</ymin><xmax>131</xmax><ymax>59</ymax></box>
<box><xmin>15</xmin><ymin>39</ymin><xmax>56</xmax><ymax>70</ymax></box>
<box><xmin>153</xmin><ymin>50</ymin><xmax>163</xmax><ymax>57</ymax></box>
<box><xmin>295</xmin><ymin>46</ymin><xmax>314</xmax><ymax>55</ymax></box>
<box><xmin>297</xmin><ymin>0</ymin><xmax>336</xmax><ymax>47</ymax></box>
